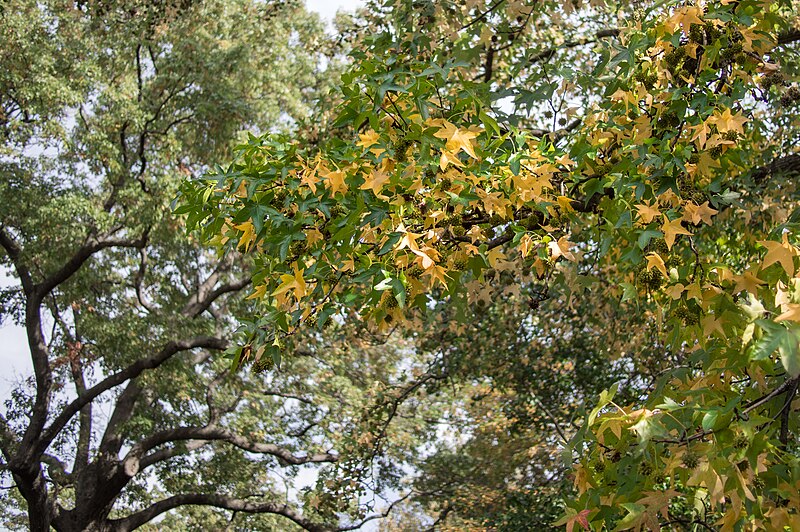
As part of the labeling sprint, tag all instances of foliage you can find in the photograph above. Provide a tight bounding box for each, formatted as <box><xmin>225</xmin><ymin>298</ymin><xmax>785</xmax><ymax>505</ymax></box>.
<box><xmin>182</xmin><ymin>0</ymin><xmax>800</xmax><ymax>528</ymax></box>
<box><xmin>0</xmin><ymin>1</ymin><xmax>426</xmax><ymax>530</ymax></box>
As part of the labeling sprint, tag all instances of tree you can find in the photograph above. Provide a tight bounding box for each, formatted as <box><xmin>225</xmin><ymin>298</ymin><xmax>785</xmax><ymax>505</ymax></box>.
<box><xmin>183</xmin><ymin>0</ymin><xmax>800</xmax><ymax>528</ymax></box>
<box><xmin>0</xmin><ymin>1</ymin><xmax>418</xmax><ymax>530</ymax></box>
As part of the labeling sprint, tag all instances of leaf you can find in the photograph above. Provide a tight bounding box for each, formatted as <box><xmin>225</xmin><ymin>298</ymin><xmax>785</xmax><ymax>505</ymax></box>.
<box><xmin>554</xmin><ymin>508</ymin><xmax>591</xmax><ymax>532</ymax></box>
<box><xmin>360</xmin><ymin>168</ymin><xmax>391</xmax><ymax>196</ymax></box>
<box><xmin>432</xmin><ymin>119</ymin><xmax>480</xmax><ymax>159</ymax></box>
<box><xmin>661</xmin><ymin>215</ymin><xmax>692</xmax><ymax>250</ymax></box>
<box><xmin>778</xmin><ymin>325</ymin><xmax>800</xmax><ymax>377</ymax></box>
<box><xmin>234</xmin><ymin>221</ymin><xmax>257</xmax><ymax>252</ymax></box>
<box><xmin>760</xmin><ymin>235</ymin><xmax>797</xmax><ymax>277</ymax></box>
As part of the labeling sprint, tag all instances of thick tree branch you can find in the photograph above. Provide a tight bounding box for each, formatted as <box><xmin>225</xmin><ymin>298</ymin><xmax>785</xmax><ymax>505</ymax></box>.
<box><xmin>110</xmin><ymin>493</ymin><xmax>335</xmax><ymax>532</ymax></box>
<box><xmin>98</xmin><ymin>381</ymin><xmax>144</xmax><ymax>459</ymax></box>
<box><xmin>182</xmin><ymin>266</ymin><xmax>251</xmax><ymax>318</ymax></box>
<box><xmin>123</xmin><ymin>425</ymin><xmax>337</xmax><ymax>477</ymax></box>
<box><xmin>777</xmin><ymin>27</ymin><xmax>800</xmax><ymax>46</ymax></box>
<box><xmin>35</xmin><ymin>230</ymin><xmax>149</xmax><ymax>302</ymax></box>
<box><xmin>752</xmin><ymin>153</ymin><xmax>800</xmax><ymax>183</ymax></box>
<box><xmin>34</xmin><ymin>336</ymin><xmax>227</xmax><ymax>461</ymax></box>
<box><xmin>0</xmin><ymin>226</ymin><xmax>34</xmax><ymax>295</ymax></box>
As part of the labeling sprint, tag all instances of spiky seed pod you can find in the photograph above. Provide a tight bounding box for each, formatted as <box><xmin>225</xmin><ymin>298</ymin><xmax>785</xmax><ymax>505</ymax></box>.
<box><xmin>638</xmin><ymin>268</ymin><xmax>663</xmax><ymax>290</ymax></box>
<box><xmin>723</xmin><ymin>130</ymin><xmax>739</xmax><ymax>142</ymax></box>
<box><xmin>704</xmin><ymin>22</ymin><xmax>721</xmax><ymax>41</ymax></box>
<box><xmin>734</xmin><ymin>434</ymin><xmax>750</xmax><ymax>449</ymax></box>
<box><xmin>593</xmin><ymin>461</ymin><xmax>606</xmax><ymax>473</ymax></box>
<box><xmin>439</xmin><ymin>177</ymin><xmax>452</xmax><ymax>190</ymax></box>
<box><xmin>688</xmin><ymin>153</ymin><xmax>700</xmax><ymax>164</ymax></box>
<box><xmin>682</xmin><ymin>452</ymin><xmax>699</xmax><ymax>470</ymax></box>
<box><xmin>451</xmin><ymin>225</ymin><xmax>467</xmax><ymax>237</ymax></box>
<box><xmin>330</xmin><ymin>204</ymin><xmax>347</xmax><ymax>218</ymax></box>
<box><xmin>760</xmin><ymin>72</ymin><xmax>780</xmax><ymax>89</ymax></box>
<box><xmin>447</xmin><ymin>213</ymin><xmax>463</xmax><ymax>226</ymax></box>
<box><xmin>251</xmin><ymin>357</ymin><xmax>273</xmax><ymax>374</ymax></box>
<box><xmin>406</xmin><ymin>265</ymin><xmax>424</xmax><ymax>279</ymax></box>
<box><xmin>451</xmin><ymin>257</ymin><xmax>468</xmax><ymax>271</ymax></box>
<box><xmin>381</xmin><ymin>291</ymin><xmax>399</xmax><ymax>309</ymax></box>
<box><xmin>638</xmin><ymin>461</ymin><xmax>654</xmax><ymax>476</ymax></box>
<box><xmin>689</xmin><ymin>24</ymin><xmax>704</xmax><ymax>43</ymax></box>
<box><xmin>674</xmin><ymin>305</ymin><xmax>700</xmax><ymax>326</ymax></box>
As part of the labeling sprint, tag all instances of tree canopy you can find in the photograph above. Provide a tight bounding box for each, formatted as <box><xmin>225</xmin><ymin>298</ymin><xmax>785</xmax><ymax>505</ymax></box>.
<box><xmin>181</xmin><ymin>0</ymin><xmax>800</xmax><ymax>529</ymax></box>
<box><xmin>0</xmin><ymin>1</ymin><xmax>419</xmax><ymax>530</ymax></box>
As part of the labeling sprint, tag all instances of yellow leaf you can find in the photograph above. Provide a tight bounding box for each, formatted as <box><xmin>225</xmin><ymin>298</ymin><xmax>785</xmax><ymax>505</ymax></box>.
<box><xmin>702</xmin><ymin>313</ymin><xmax>726</xmax><ymax>337</ymax></box>
<box><xmin>733</xmin><ymin>269</ymin><xmax>766</xmax><ymax>296</ymax></box>
<box><xmin>487</xmin><ymin>247</ymin><xmax>506</xmax><ymax>268</ymax></box>
<box><xmin>271</xmin><ymin>265</ymin><xmax>307</xmax><ymax>300</ymax></box>
<box><xmin>557</xmin><ymin>195</ymin><xmax>575</xmax><ymax>213</ymax></box>
<box><xmin>246</xmin><ymin>284</ymin><xmax>267</xmax><ymax>300</ymax></box>
<box><xmin>322</xmin><ymin>169</ymin><xmax>348</xmax><ymax>196</ymax></box>
<box><xmin>760</xmin><ymin>235</ymin><xmax>797</xmax><ymax>277</ymax></box>
<box><xmin>433</xmin><ymin>120</ymin><xmax>479</xmax><ymax>159</ymax></box>
<box><xmin>438</xmin><ymin>149</ymin><xmax>464</xmax><ymax>171</ymax></box>
<box><xmin>396</xmin><ymin>224</ymin><xmax>435</xmax><ymax>269</ymax></box>
<box><xmin>683</xmin><ymin>201</ymin><xmax>719</xmax><ymax>225</ymax></box>
<box><xmin>423</xmin><ymin>264</ymin><xmax>449</xmax><ymax>288</ymax></box>
<box><xmin>359</xmin><ymin>168</ymin><xmax>391</xmax><ymax>196</ymax></box>
<box><xmin>776</xmin><ymin>304</ymin><xmax>800</xmax><ymax>323</ymax></box>
<box><xmin>356</xmin><ymin>129</ymin><xmax>380</xmax><ymax>148</ymax></box>
<box><xmin>646</xmin><ymin>252</ymin><xmax>669</xmax><ymax>278</ymax></box>
<box><xmin>548</xmin><ymin>236</ymin><xmax>576</xmax><ymax>261</ymax></box>
<box><xmin>661</xmin><ymin>216</ymin><xmax>692</xmax><ymax>249</ymax></box>
<box><xmin>299</xmin><ymin>158</ymin><xmax>321</xmax><ymax>193</ymax></box>
<box><xmin>665</xmin><ymin>283</ymin><xmax>685</xmax><ymax>299</ymax></box>
<box><xmin>706</xmin><ymin>108</ymin><xmax>747</xmax><ymax>135</ymax></box>
<box><xmin>234</xmin><ymin>221</ymin><xmax>256</xmax><ymax>252</ymax></box>
<box><xmin>519</xmin><ymin>234</ymin><xmax>535</xmax><ymax>257</ymax></box>
<box><xmin>636</xmin><ymin>202</ymin><xmax>661</xmax><ymax>224</ymax></box>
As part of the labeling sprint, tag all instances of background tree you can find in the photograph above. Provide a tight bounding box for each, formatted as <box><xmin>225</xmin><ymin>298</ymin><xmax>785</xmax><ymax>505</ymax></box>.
<box><xmin>0</xmin><ymin>1</ymin><xmax>426</xmax><ymax>530</ymax></box>
<box><xmin>184</xmin><ymin>0</ymin><xmax>800</xmax><ymax>529</ymax></box>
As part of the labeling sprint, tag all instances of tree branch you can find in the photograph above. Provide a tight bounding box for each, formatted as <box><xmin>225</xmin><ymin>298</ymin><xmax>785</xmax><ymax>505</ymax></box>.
<box><xmin>0</xmin><ymin>226</ymin><xmax>34</xmax><ymax>295</ymax></box>
<box><xmin>777</xmin><ymin>27</ymin><xmax>800</xmax><ymax>46</ymax></box>
<box><xmin>35</xmin><ymin>230</ymin><xmax>149</xmax><ymax>301</ymax></box>
<box><xmin>110</xmin><ymin>493</ymin><xmax>335</xmax><ymax>532</ymax></box>
<box><xmin>34</xmin><ymin>336</ymin><xmax>228</xmax><ymax>461</ymax></box>
<box><xmin>122</xmin><ymin>425</ymin><xmax>337</xmax><ymax>478</ymax></box>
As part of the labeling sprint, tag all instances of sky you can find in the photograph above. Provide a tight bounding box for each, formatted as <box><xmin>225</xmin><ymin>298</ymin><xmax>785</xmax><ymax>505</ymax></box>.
<box><xmin>306</xmin><ymin>0</ymin><xmax>364</xmax><ymax>27</ymax></box>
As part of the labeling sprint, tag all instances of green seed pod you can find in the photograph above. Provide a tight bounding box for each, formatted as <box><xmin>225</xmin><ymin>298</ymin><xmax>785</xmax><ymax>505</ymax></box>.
<box><xmin>682</xmin><ymin>452</ymin><xmax>699</xmax><ymax>469</ymax></box>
